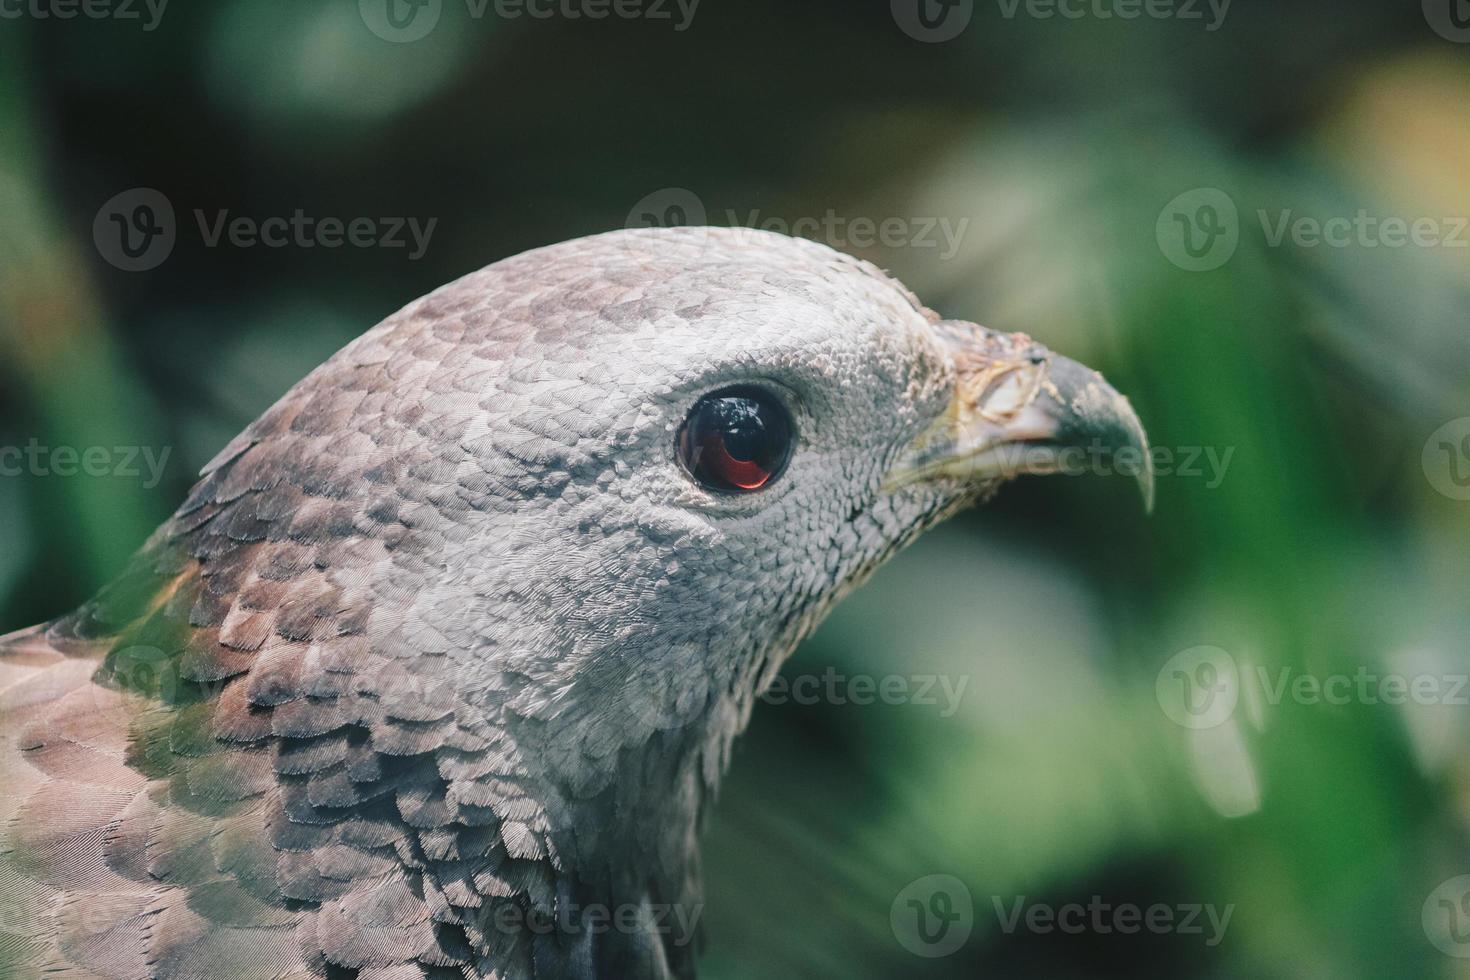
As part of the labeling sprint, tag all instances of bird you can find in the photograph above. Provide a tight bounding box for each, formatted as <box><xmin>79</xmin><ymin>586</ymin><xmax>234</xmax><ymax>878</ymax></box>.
<box><xmin>0</xmin><ymin>227</ymin><xmax>1150</xmax><ymax>980</ymax></box>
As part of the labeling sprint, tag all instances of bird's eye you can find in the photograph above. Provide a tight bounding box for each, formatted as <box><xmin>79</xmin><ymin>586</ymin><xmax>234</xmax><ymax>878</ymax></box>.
<box><xmin>677</xmin><ymin>386</ymin><xmax>794</xmax><ymax>494</ymax></box>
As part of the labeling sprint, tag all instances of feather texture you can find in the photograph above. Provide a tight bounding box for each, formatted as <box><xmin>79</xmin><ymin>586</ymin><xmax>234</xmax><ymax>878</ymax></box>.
<box><xmin>0</xmin><ymin>227</ymin><xmax>998</xmax><ymax>979</ymax></box>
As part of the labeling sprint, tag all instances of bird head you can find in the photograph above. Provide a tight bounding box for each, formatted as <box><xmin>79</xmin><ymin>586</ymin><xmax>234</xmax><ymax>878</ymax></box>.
<box><xmin>48</xmin><ymin>226</ymin><xmax>1149</xmax><ymax>976</ymax></box>
<box><xmin>370</xmin><ymin>228</ymin><xmax>1151</xmax><ymax>770</ymax></box>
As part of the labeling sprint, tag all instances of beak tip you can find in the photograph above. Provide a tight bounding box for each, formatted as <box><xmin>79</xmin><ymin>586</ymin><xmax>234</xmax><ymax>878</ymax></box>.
<box><xmin>1122</xmin><ymin>395</ymin><xmax>1156</xmax><ymax>515</ymax></box>
<box><xmin>1046</xmin><ymin>357</ymin><xmax>1155</xmax><ymax>514</ymax></box>
<box><xmin>1138</xmin><ymin>445</ymin><xmax>1157</xmax><ymax>515</ymax></box>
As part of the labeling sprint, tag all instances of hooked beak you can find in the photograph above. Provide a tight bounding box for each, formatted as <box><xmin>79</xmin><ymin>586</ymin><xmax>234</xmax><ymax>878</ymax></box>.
<box><xmin>886</xmin><ymin>321</ymin><xmax>1155</xmax><ymax>512</ymax></box>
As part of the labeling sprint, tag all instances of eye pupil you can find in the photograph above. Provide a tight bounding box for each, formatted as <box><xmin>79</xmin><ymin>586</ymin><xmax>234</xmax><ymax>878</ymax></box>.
<box><xmin>678</xmin><ymin>386</ymin><xmax>793</xmax><ymax>494</ymax></box>
<box><xmin>721</xmin><ymin>417</ymin><xmax>763</xmax><ymax>462</ymax></box>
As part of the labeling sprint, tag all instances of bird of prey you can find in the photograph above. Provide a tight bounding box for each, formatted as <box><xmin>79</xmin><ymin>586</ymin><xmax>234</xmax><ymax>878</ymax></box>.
<box><xmin>0</xmin><ymin>228</ymin><xmax>1149</xmax><ymax>980</ymax></box>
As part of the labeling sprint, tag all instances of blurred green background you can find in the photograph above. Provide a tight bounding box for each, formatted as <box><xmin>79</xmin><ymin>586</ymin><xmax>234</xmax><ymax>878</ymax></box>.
<box><xmin>2</xmin><ymin>1</ymin><xmax>1469</xmax><ymax>977</ymax></box>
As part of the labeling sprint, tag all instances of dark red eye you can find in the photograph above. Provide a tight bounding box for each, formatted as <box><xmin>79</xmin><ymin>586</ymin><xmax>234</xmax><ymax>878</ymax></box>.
<box><xmin>677</xmin><ymin>386</ymin><xmax>794</xmax><ymax>494</ymax></box>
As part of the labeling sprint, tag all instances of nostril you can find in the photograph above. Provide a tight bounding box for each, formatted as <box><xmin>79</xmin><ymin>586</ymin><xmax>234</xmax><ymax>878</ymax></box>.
<box><xmin>977</xmin><ymin>365</ymin><xmax>1042</xmax><ymax>419</ymax></box>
